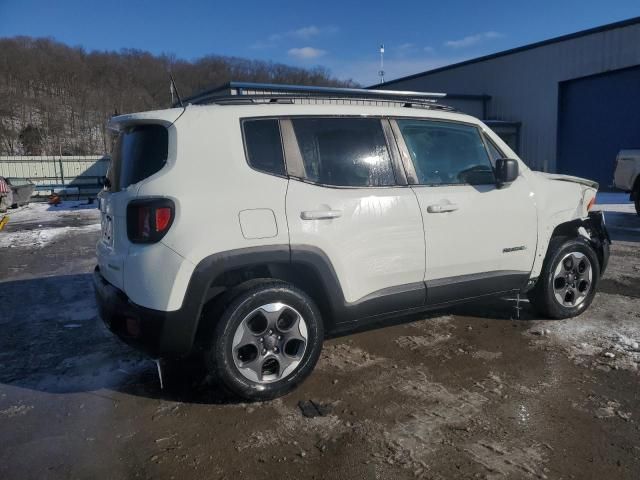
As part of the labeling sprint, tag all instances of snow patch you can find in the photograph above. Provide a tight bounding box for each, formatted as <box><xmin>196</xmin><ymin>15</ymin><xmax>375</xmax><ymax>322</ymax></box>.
<box><xmin>0</xmin><ymin>223</ymin><xmax>100</xmax><ymax>248</ymax></box>
<box><xmin>6</xmin><ymin>201</ymin><xmax>99</xmax><ymax>225</ymax></box>
<box><xmin>0</xmin><ymin>405</ymin><xmax>33</xmax><ymax>417</ymax></box>
<box><xmin>529</xmin><ymin>293</ymin><xmax>640</xmax><ymax>372</ymax></box>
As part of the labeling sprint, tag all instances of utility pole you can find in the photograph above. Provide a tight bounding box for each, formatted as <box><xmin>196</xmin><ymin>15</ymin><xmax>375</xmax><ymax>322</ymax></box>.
<box><xmin>378</xmin><ymin>44</ymin><xmax>385</xmax><ymax>84</ymax></box>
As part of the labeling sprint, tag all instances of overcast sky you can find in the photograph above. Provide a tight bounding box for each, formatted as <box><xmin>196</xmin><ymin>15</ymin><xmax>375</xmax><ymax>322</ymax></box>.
<box><xmin>1</xmin><ymin>0</ymin><xmax>639</xmax><ymax>85</ymax></box>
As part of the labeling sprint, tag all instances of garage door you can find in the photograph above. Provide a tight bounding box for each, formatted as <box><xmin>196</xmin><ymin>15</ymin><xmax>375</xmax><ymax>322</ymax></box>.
<box><xmin>557</xmin><ymin>66</ymin><xmax>640</xmax><ymax>189</ymax></box>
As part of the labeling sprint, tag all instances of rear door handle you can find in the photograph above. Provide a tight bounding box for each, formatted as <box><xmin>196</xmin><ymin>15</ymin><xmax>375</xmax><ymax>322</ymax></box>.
<box><xmin>300</xmin><ymin>210</ymin><xmax>343</xmax><ymax>220</ymax></box>
<box><xmin>427</xmin><ymin>203</ymin><xmax>459</xmax><ymax>213</ymax></box>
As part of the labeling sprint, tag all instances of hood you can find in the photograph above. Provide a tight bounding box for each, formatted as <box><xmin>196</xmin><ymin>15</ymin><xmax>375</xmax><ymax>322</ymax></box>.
<box><xmin>535</xmin><ymin>172</ymin><xmax>598</xmax><ymax>189</ymax></box>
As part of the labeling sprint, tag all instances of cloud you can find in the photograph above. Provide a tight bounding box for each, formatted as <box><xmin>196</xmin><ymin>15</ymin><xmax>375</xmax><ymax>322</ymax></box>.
<box><xmin>423</xmin><ymin>46</ymin><xmax>435</xmax><ymax>54</ymax></box>
<box><xmin>288</xmin><ymin>47</ymin><xmax>327</xmax><ymax>60</ymax></box>
<box><xmin>292</xmin><ymin>26</ymin><xmax>321</xmax><ymax>39</ymax></box>
<box><xmin>251</xmin><ymin>25</ymin><xmax>338</xmax><ymax>49</ymax></box>
<box><xmin>393</xmin><ymin>43</ymin><xmax>418</xmax><ymax>58</ymax></box>
<box><xmin>326</xmin><ymin>55</ymin><xmax>466</xmax><ymax>86</ymax></box>
<box><xmin>398</xmin><ymin>43</ymin><xmax>415</xmax><ymax>50</ymax></box>
<box><xmin>444</xmin><ymin>31</ymin><xmax>503</xmax><ymax>49</ymax></box>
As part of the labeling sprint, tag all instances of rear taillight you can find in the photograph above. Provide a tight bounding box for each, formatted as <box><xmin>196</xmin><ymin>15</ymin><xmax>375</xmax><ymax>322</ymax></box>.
<box><xmin>127</xmin><ymin>198</ymin><xmax>175</xmax><ymax>243</ymax></box>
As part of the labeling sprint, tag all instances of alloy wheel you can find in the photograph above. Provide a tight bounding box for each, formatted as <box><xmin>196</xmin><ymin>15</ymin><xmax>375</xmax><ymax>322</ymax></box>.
<box><xmin>552</xmin><ymin>252</ymin><xmax>593</xmax><ymax>308</ymax></box>
<box><xmin>231</xmin><ymin>303</ymin><xmax>308</xmax><ymax>383</ymax></box>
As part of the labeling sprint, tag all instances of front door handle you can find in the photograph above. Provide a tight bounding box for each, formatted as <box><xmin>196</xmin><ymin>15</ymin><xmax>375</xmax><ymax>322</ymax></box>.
<box><xmin>427</xmin><ymin>203</ymin><xmax>459</xmax><ymax>213</ymax></box>
<box><xmin>300</xmin><ymin>210</ymin><xmax>343</xmax><ymax>220</ymax></box>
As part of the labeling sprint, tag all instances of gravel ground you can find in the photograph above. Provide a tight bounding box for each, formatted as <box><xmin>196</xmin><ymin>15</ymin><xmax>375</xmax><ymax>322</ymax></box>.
<box><xmin>0</xmin><ymin>198</ymin><xmax>639</xmax><ymax>480</ymax></box>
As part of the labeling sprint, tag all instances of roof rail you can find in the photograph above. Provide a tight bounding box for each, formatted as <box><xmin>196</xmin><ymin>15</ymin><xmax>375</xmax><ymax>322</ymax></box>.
<box><xmin>180</xmin><ymin>81</ymin><xmax>449</xmax><ymax>109</ymax></box>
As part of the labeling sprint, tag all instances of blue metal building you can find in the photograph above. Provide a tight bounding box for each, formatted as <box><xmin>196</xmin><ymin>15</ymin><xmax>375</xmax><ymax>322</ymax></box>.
<box><xmin>372</xmin><ymin>17</ymin><xmax>640</xmax><ymax>188</ymax></box>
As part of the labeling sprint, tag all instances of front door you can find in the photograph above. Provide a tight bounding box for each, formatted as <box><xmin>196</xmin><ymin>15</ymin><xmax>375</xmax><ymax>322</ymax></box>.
<box><xmin>392</xmin><ymin>118</ymin><xmax>537</xmax><ymax>305</ymax></box>
<box><xmin>283</xmin><ymin>117</ymin><xmax>426</xmax><ymax>320</ymax></box>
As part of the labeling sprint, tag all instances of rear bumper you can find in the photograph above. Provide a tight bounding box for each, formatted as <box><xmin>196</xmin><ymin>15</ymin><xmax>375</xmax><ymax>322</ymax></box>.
<box><xmin>93</xmin><ymin>266</ymin><xmax>196</xmax><ymax>357</ymax></box>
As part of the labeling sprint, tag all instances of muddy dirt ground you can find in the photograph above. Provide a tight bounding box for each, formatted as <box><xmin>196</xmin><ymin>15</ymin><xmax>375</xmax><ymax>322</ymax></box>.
<box><xmin>0</xmin><ymin>201</ymin><xmax>639</xmax><ymax>479</ymax></box>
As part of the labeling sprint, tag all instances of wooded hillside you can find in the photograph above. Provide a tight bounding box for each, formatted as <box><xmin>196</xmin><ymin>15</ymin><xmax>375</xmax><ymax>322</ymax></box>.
<box><xmin>0</xmin><ymin>37</ymin><xmax>354</xmax><ymax>156</ymax></box>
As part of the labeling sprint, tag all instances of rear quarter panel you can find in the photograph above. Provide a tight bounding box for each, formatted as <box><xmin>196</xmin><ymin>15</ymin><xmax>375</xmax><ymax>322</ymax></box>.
<box><xmin>137</xmin><ymin>106</ymin><xmax>291</xmax><ymax>267</ymax></box>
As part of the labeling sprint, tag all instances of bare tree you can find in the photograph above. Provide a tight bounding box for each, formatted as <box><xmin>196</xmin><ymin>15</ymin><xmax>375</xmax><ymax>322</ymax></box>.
<box><xmin>0</xmin><ymin>36</ymin><xmax>357</xmax><ymax>155</ymax></box>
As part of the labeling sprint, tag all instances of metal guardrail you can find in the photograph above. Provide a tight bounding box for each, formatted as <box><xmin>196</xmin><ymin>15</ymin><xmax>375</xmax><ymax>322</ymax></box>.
<box><xmin>0</xmin><ymin>155</ymin><xmax>109</xmax><ymax>198</ymax></box>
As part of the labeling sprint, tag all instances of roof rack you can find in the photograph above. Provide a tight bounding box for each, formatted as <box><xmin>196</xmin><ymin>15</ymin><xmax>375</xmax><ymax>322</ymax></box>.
<box><xmin>179</xmin><ymin>81</ymin><xmax>454</xmax><ymax>111</ymax></box>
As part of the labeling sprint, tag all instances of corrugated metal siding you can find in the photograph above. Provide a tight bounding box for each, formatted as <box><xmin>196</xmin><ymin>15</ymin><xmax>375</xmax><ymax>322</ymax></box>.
<box><xmin>0</xmin><ymin>156</ymin><xmax>109</xmax><ymax>197</ymax></box>
<box><xmin>379</xmin><ymin>23</ymin><xmax>640</xmax><ymax>173</ymax></box>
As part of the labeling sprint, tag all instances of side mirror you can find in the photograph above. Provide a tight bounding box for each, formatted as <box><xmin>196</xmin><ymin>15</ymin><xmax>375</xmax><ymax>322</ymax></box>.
<box><xmin>495</xmin><ymin>158</ymin><xmax>519</xmax><ymax>188</ymax></box>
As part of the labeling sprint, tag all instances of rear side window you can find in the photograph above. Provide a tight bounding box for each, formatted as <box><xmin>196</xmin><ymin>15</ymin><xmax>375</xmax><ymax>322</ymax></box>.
<box><xmin>397</xmin><ymin>119</ymin><xmax>495</xmax><ymax>186</ymax></box>
<box><xmin>292</xmin><ymin>118</ymin><xmax>395</xmax><ymax>187</ymax></box>
<box><xmin>243</xmin><ymin>119</ymin><xmax>286</xmax><ymax>176</ymax></box>
<box><xmin>109</xmin><ymin>125</ymin><xmax>168</xmax><ymax>191</ymax></box>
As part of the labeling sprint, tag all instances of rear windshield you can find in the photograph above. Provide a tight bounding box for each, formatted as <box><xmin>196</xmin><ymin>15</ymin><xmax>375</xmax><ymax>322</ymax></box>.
<box><xmin>108</xmin><ymin>125</ymin><xmax>168</xmax><ymax>191</ymax></box>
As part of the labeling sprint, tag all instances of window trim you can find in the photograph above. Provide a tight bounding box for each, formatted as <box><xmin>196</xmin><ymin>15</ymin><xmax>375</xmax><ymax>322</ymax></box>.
<box><xmin>480</xmin><ymin>132</ymin><xmax>507</xmax><ymax>165</ymax></box>
<box><xmin>389</xmin><ymin>117</ymin><xmax>498</xmax><ymax>187</ymax></box>
<box><xmin>279</xmin><ymin>115</ymin><xmax>405</xmax><ymax>190</ymax></box>
<box><xmin>240</xmin><ymin>117</ymin><xmax>288</xmax><ymax>179</ymax></box>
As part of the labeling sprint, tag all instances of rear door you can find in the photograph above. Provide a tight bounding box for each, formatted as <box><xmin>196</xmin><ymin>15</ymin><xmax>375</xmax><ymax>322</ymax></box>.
<box><xmin>283</xmin><ymin>117</ymin><xmax>426</xmax><ymax>321</ymax></box>
<box><xmin>392</xmin><ymin>118</ymin><xmax>537</xmax><ymax>305</ymax></box>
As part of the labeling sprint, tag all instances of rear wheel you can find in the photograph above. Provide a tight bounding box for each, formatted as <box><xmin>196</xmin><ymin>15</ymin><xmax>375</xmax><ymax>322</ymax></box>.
<box><xmin>528</xmin><ymin>237</ymin><xmax>600</xmax><ymax>319</ymax></box>
<box><xmin>205</xmin><ymin>280</ymin><xmax>323</xmax><ymax>401</ymax></box>
<box><xmin>634</xmin><ymin>184</ymin><xmax>640</xmax><ymax>216</ymax></box>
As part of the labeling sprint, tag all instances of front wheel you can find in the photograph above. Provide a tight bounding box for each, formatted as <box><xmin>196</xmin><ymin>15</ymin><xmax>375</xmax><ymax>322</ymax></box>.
<box><xmin>205</xmin><ymin>280</ymin><xmax>324</xmax><ymax>401</ymax></box>
<box><xmin>528</xmin><ymin>237</ymin><xmax>600</xmax><ymax>319</ymax></box>
<box><xmin>634</xmin><ymin>185</ymin><xmax>640</xmax><ymax>216</ymax></box>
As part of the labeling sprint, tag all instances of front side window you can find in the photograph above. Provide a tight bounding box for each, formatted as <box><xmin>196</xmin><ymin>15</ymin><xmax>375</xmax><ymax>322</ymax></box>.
<box><xmin>292</xmin><ymin>118</ymin><xmax>395</xmax><ymax>187</ymax></box>
<box><xmin>397</xmin><ymin>119</ymin><xmax>495</xmax><ymax>186</ymax></box>
<box><xmin>243</xmin><ymin>119</ymin><xmax>286</xmax><ymax>176</ymax></box>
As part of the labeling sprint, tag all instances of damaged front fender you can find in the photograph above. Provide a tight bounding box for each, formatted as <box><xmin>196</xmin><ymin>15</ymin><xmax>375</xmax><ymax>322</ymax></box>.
<box><xmin>578</xmin><ymin>211</ymin><xmax>611</xmax><ymax>275</ymax></box>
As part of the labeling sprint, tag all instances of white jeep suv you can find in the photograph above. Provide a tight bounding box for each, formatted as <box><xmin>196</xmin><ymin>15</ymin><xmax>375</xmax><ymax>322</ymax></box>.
<box><xmin>94</xmin><ymin>83</ymin><xmax>610</xmax><ymax>400</ymax></box>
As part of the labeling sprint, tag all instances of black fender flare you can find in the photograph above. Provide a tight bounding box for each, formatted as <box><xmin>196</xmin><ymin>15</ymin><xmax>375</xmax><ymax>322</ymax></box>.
<box><xmin>550</xmin><ymin>211</ymin><xmax>611</xmax><ymax>276</ymax></box>
<box><xmin>173</xmin><ymin>245</ymin><xmax>426</xmax><ymax>354</ymax></box>
<box><xmin>164</xmin><ymin>245</ymin><xmax>291</xmax><ymax>354</ymax></box>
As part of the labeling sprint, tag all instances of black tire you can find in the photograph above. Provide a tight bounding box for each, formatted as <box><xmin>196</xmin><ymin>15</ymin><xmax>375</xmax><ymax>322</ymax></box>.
<box><xmin>205</xmin><ymin>279</ymin><xmax>323</xmax><ymax>401</ymax></box>
<box><xmin>528</xmin><ymin>236</ymin><xmax>600</xmax><ymax>319</ymax></box>
<box><xmin>634</xmin><ymin>185</ymin><xmax>640</xmax><ymax>216</ymax></box>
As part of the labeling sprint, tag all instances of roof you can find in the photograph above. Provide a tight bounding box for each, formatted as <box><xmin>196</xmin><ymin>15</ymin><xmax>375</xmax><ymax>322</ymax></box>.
<box><xmin>370</xmin><ymin>16</ymin><xmax>640</xmax><ymax>88</ymax></box>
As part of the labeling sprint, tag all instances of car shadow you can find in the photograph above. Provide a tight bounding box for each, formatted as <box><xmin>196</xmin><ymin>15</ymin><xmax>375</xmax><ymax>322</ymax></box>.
<box><xmin>0</xmin><ymin>273</ymin><xmax>540</xmax><ymax>405</ymax></box>
<box><xmin>0</xmin><ymin>273</ymin><xmax>239</xmax><ymax>405</ymax></box>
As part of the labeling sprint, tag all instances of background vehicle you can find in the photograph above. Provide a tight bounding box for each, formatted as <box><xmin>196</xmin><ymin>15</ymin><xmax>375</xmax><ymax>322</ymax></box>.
<box><xmin>93</xmin><ymin>83</ymin><xmax>610</xmax><ymax>400</ymax></box>
<box><xmin>613</xmin><ymin>149</ymin><xmax>640</xmax><ymax>215</ymax></box>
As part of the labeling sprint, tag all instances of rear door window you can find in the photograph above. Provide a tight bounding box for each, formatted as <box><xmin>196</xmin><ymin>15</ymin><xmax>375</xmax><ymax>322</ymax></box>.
<box><xmin>243</xmin><ymin>119</ymin><xmax>286</xmax><ymax>176</ymax></box>
<box><xmin>291</xmin><ymin>118</ymin><xmax>395</xmax><ymax>187</ymax></box>
<box><xmin>396</xmin><ymin>119</ymin><xmax>495</xmax><ymax>186</ymax></box>
<box><xmin>110</xmin><ymin>125</ymin><xmax>168</xmax><ymax>191</ymax></box>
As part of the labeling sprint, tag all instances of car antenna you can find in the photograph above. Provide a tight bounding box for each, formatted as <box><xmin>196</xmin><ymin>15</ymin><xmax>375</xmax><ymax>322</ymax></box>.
<box><xmin>169</xmin><ymin>73</ymin><xmax>184</xmax><ymax>108</ymax></box>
